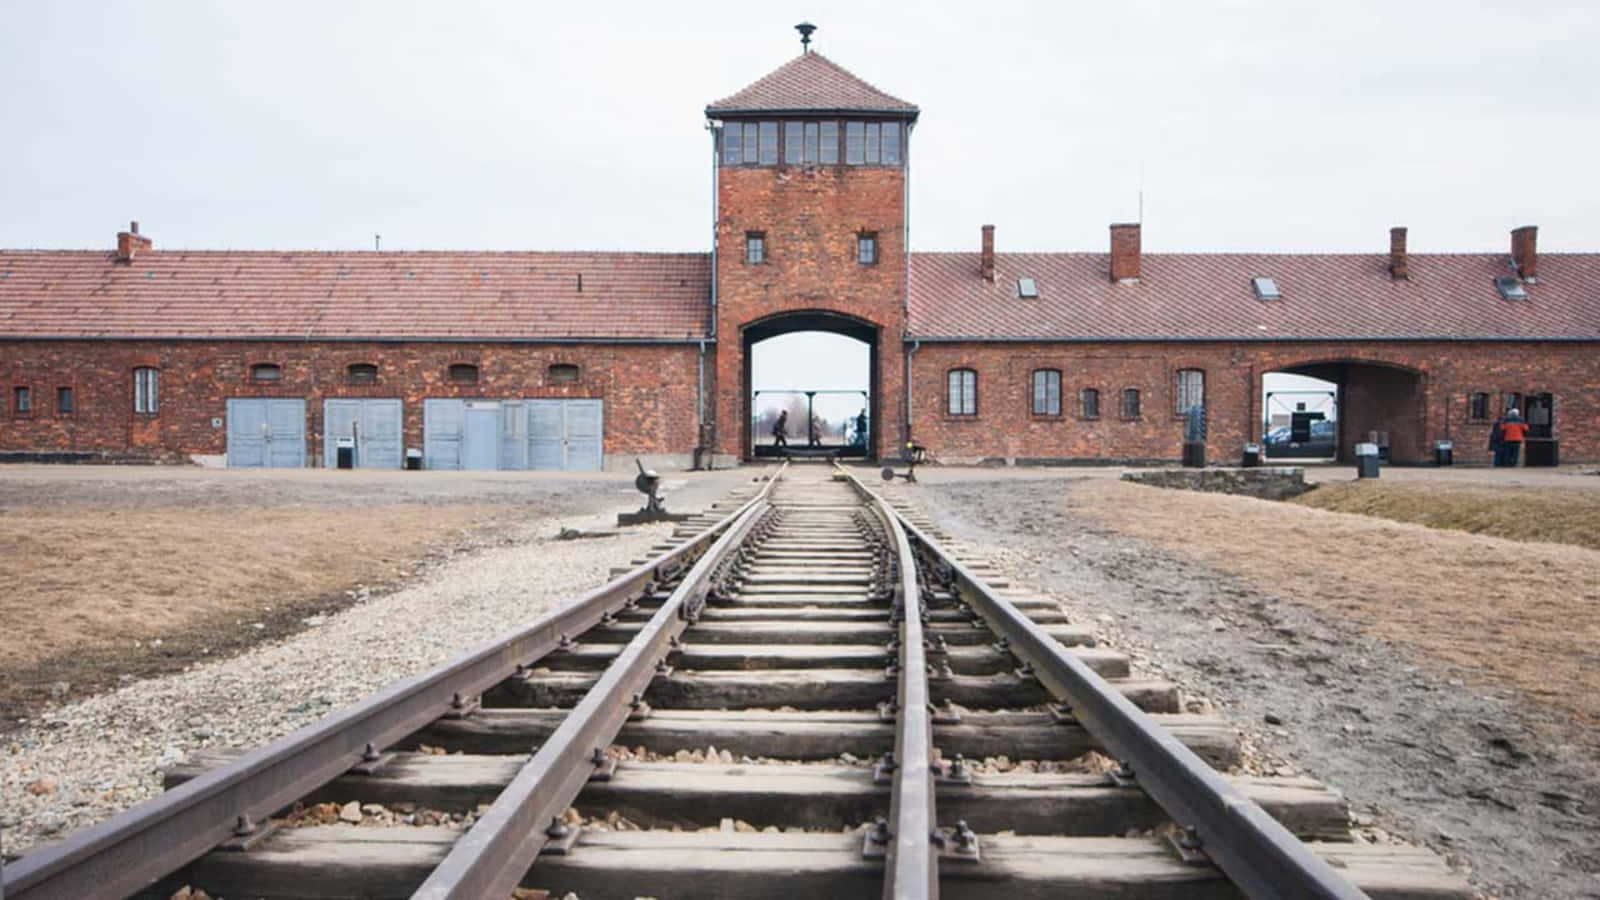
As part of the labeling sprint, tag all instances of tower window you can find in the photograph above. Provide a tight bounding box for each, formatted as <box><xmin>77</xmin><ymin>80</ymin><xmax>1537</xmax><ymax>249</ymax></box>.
<box><xmin>947</xmin><ymin>368</ymin><xmax>977</xmax><ymax>416</ymax></box>
<box><xmin>857</xmin><ymin>233</ymin><xmax>878</xmax><ymax>265</ymax></box>
<box><xmin>722</xmin><ymin>123</ymin><xmax>743</xmax><ymax>165</ymax></box>
<box><xmin>746</xmin><ymin>232</ymin><xmax>766</xmax><ymax>264</ymax></box>
<box><xmin>757</xmin><ymin>121</ymin><xmax>779</xmax><ymax>165</ymax></box>
<box><xmin>845</xmin><ymin>121</ymin><xmax>865</xmax><ymax>164</ymax></box>
<box><xmin>133</xmin><ymin>367</ymin><xmax>159</xmax><ymax>414</ymax></box>
<box><xmin>548</xmin><ymin>363</ymin><xmax>580</xmax><ymax>384</ymax></box>
<box><xmin>819</xmin><ymin>122</ymin><xmax>839</xmax><ymax>164</ymax></box>
<box><xmin>250</xmin><ymin>363</ymin><xmax>282</xmax><ymax>382</ymax></box>
<box><xmin>347</xmin><ymin>363</ymin><xmax>379</xmax><ymax>384</ymax></box>
<box><xmin>742</xmin><ymin>123</ymin><xmax>758</xmax><ymax>164</ymax></box>
<box><xmin>448</xmin><ymin>363</ymin><xmax>479</xmax><ymax>384</ymax></box>
<box><xmin>882</xmin><ymin>122</ymin><xmax>902</xmax><ymax>164</ymax></box>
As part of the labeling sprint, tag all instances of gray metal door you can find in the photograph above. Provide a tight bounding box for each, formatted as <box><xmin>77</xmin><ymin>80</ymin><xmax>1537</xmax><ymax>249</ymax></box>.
<box><xmin>564</xmin><ymin>399</ymin><xmax>604</xmax><ymax>471</ymax></box>
<box><xmin>463</xmin><ymin>407</ymin><xmax>499</xmax><ymax>471</ymax></box>
<box><xmin>499</xmin><ymin>401</ymin><xmax>527</xmax><ymax>470</ymax></box>
<box><xmin>227</xmin><ymin>398</ymin><xmax>306</xmax><ymax>468</ymax></box>
<box><xmin>528</xmin><ymin>399</ymin><xmax>565</xmax><ymax>470</ymax></box>
<box><xmin>324</xmin><ymin>399</ymin><xmax>403</xmax><ymax>469</ymax></box>
<box><xmin>525</xmin><ymin>398</ymin><xmax>604</xmax><ymax>471</ymax></box>
<box><xmin>423</xmin><ymin>399</ymin><xmax>464</xmax><ymax>470</ymax></box>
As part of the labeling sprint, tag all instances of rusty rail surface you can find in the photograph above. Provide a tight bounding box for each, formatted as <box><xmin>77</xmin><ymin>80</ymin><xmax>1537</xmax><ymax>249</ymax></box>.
<box><xmin>413</xmin><ymin>473</ymin><xmax>783</xmax><ymax>897</ymax></box>
<box><xmin>2</xmin><ymin>465</ymin><xmax>786</xmax><ymax>900</ymax></box>
<box><xmin>876</xmin><ymin>493</ymin><xmax>1370</xmax><ymax>900</ymax></box>
<box><xmin>864</xmin><ymin>487</ymin><xmax>940</xmax><ymax>899</ymax></box>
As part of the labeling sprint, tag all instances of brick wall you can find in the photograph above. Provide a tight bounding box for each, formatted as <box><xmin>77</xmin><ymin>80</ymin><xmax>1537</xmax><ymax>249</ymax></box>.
<box><xmin>909</xmin><ymin>340</ymin><xmax>1600</xmax><ymax>465</ymax></box>
<box><xmin>713</xmin><ymin>163</ymin><xmax>908</xmax><ymax>458</ymax></box>
<box><xmin>1</xmin><ymin>340</ymin><xmax>701</xmax><ymax>464</ymax></box>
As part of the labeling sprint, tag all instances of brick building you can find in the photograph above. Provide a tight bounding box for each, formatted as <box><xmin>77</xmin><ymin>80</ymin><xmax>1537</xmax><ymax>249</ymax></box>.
<box><xmin>3</xmin><ymin>50</ymin><xmax>1597</xmax><ymax>469</ymax></box>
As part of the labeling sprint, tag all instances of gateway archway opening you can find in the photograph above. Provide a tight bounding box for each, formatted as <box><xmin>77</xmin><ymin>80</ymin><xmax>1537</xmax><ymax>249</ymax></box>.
<box><xmin>1262</xmin><ymin>374</ymin><xmax>1337</xmax><ymax>461</ymax></box>
<box><xmin>743</xmin><ymin>312</ymin><xmax>877</xmax><ymax>460</ymax></box>
<box><xmin>1263</xmin><ymin>360</ymin><xmax>1425</xmax><ymax>463</ymax></box>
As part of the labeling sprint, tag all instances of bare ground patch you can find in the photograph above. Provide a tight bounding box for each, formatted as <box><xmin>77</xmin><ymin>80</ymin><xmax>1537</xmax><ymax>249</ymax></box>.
<box><xmin>1073</xmin><ymin>479</ymin><xmax>1600</xmax><ymax>738</ymax></box>
<box><xmin>1295</xmin><ymin>479</ymin><xmax>1600</xmax><ymax>552</ymax></box>
<box><xmin>907</xmin><ymin>472</ymin><xmax>1600</xmax><ymax>898</ymax></box>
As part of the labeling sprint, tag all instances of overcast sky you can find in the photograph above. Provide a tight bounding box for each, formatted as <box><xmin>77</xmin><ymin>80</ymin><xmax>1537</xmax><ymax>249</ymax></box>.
<box><xmin>4</xmin><ymin>1</ymin><xmax>1598</xmax><ymax>255</ymax></box>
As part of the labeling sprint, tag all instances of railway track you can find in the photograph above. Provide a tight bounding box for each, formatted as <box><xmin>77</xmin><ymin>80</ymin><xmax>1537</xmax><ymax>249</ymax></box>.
<box><xmin>3</xmin><ymin>463</ymin><xmax>1470</xmax><ymax>899</ymax></box>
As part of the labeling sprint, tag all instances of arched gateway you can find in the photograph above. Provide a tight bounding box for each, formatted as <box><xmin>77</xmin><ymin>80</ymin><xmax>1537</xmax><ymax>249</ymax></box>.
<box><xmin>704</xmin><ymin>50</ymin><xmax>918</xmax><ymax>461</ymax></box>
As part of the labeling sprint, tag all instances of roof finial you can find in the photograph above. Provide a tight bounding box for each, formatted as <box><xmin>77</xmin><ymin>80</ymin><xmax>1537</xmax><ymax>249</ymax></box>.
<box><xmin>795</xmin><ymin>22</ymin><xmax>816</xmax><ymax>53</ymax></box>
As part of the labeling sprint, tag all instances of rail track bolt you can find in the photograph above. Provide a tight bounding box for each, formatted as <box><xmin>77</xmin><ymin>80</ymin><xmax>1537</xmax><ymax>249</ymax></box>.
<box><xmin>558</xmin><ymin>634</ymin><xmax>575</xmax><ymax>651</ymax></box>
<box><xmin>868</xmin><ymin>816</ymin><xmax>890</xmax><ymax>845</ymax></box>
<box><xmin>233</xmin><ymin>814</ymin><xmax>256</xmax><ymax>837</ymax></box>
<box><xmin>954</xmin><ymin>820</ymin><xmax>978</xmax><ymax>853</ymax></box>
<box><xmin>362</xmin><ymin>741</ymin><xmax>380</xmax><ymax>762</ymax></box>
<box><xmin>546</xmin><ymin>816</ymin><xmax>571</xmax><ymax>839</ymax></box>
<box><xmin>1110</xmin><ymin>761</ymin><xmax>1138</xmax><ymax>787</ymax></box>
<box><xmin>949</xmin><ymin>754</ymin><xmax>969</xmax><ymax>780</ymax></box>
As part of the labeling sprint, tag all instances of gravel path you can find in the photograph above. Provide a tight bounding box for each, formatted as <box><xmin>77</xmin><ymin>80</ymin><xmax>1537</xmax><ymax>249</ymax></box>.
<box><xmin>1</xmin><ymin>469</ymin><xmax>753</xmax><ymax>860</ymax></box>
<box><xmin>889</xmin><ymin>474</ymin><xmax>1600</xmax><ymax>900</ymax></box>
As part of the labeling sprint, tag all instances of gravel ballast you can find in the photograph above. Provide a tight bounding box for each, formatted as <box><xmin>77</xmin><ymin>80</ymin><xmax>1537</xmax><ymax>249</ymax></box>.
<box><xmin>1</xmin><ymin>470</ymin><xmax>754</xmax><ymax>860</ymax></box>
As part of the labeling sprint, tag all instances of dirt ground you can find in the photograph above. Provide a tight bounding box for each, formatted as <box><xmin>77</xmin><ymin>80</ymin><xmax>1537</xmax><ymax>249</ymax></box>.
<box><xmin>0</xmin><ymin>465</ymin><xmax>735</xmax><ymax>730</ymax></box>
<box><xmin>898</xmin><ymin>468</ymin><xmax>1600</xmax><ymax>900</ymax></box>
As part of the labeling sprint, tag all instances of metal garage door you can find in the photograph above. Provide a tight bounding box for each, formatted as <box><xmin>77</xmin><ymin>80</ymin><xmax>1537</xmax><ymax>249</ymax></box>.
<box><xmin>425</xmin><ymin>398</ymin><xmax>602</xmax><ymax>471</ymax></box>
<box><xmin>323</xmin><ymin>399</ymin><xmax>403</xmax><ymax>469</ymax></box>
<box><xmin>227</xmin><ymin>398</ymin><xmax>307</xmax><ymax>468</ymax></box>
<box><xmin>528</xmin><ymin>398</ymin><xmax>604</xmax><ymax>471</ymax></box>
<box><xmin>423</xmin><ymin>399</ymin><xmax>465</xmax><ymax>470</ymax></box>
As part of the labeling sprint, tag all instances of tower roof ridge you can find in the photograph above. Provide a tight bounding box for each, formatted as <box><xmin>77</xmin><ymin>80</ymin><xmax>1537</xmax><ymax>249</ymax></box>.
<box><xmin>706</xmin><ymin>51</ymin><xmax>918</xmax><ymax>118</ymax></box>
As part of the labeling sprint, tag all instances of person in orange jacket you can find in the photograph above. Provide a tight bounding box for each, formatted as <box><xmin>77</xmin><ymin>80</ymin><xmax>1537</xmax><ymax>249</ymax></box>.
<box><xmin>1497</xmin><ymin>408</ymin><xmax>1529</xmax><ymax>467</ymax></box>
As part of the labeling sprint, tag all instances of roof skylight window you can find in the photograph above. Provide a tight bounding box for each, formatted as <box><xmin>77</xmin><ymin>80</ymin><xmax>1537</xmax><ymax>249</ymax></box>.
<box><xmin>1017</xmin><ymin>277</ymin><xmax>1039</xmax><ymax>299</ymax></box>
<box><xmin>1252</xmin><ymin>277</ymin><xmax>1281</xmax><ymax>301</ymax></box>
<box><xmin>1495</xmin><ymin>276</ymin><xmax>1528</xmax><ymax>301</ymax></box>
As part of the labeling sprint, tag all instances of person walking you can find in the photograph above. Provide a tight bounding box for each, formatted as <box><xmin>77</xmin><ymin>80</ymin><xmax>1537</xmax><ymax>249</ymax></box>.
<box><xmin>1498</xmin><ymin>407</ymin><xmax>1529</xmax><ymax>467</ymax></box>
<box><xmin>771</xmin><ymin>410</ymin><xmax>789</xmax><ymax>448</ymax></box>
<box><xmin>1488</xmin><ymin>411</ymin><xmax>1505</xmax><ymax>466</ymax></box>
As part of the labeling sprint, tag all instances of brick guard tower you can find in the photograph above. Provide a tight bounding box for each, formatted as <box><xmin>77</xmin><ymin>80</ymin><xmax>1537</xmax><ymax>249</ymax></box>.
<box><xmin>705</xmin><ymin>38</ymin><xmax>918</xmax><ymax>461</ymax></box>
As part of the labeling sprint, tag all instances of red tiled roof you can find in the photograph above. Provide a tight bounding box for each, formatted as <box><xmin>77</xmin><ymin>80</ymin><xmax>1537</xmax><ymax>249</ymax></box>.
<box><xmin>0</xmin><ymin>251</ymin><xmax>711</xmax><ymax>341</ymax></box>
<box><xmin>908</xmin><ymin>252</ymin><xmax>1600</xmax><ymax>341</ymax></box>
<box><xmin>707</xmin><ymin>52</ymin><xmax>917</xmax><ymax>116</ymax></box>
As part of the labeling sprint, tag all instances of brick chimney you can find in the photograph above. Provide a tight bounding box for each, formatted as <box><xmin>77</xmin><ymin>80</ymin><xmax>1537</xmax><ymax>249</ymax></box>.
<box><xmin>1389</xmin><ymin>226</ymin><xmax>1408</xmax><ymax>280</ymax></box>
<box><xmin>116</xmin><ymin>221</ymin><xmax>152</xmax><ymax>263</ymax></box>
<box><xmin>980</xmin><ymin>225</ymin><xmax>995</xmax><ymax>283</ymax></box>
<box><xmin>1109</xmin><ymin>223</ymin><xmax>1141</xmax><ymax>283</ymax></box>
<box><xmin>1510</xmin><ymin>225</ymin><xmax>1538</xmax><ymax>283</ymax></box>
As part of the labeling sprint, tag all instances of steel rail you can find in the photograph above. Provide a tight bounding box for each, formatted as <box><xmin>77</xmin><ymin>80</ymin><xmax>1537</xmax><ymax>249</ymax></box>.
<box><xmin>882</xmin><ymin>498</ymin><xmax>1370</xmax><ymax>900</ymax></box>
<box><xmin>412</xmin><ymin>464</ymin><xmax>786</xmax><ymax>898</ymax></box>
<box><xmin>3</xmin><ymin>470</ymin><xmax>781</xmax><ymax>900</ymax></box>
<box><xmin>863</xmin><ymin>486</ymin><xmax>939</xmax><ymax>899</ymax></box>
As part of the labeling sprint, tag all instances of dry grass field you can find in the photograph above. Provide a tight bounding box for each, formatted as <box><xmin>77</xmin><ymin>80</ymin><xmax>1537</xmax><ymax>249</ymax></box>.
<box><xmin>0</xmin><ymin>502</ymin><xmax>499</xmax><ymax>671</ymax></box>
<box><xmin>0</xmin><ymin>465</ymin><xmax>675</xmax><ymax>726</ymax></box>
<box><xmin>1068</xmin><ymin>478</ymin><xmax>1600</xmax><ymax>735</ymax></box>
<box><xmin>1296</xmin><ymin>479</ymin><xmax>1600</xmax><ymax>551</ymax></box>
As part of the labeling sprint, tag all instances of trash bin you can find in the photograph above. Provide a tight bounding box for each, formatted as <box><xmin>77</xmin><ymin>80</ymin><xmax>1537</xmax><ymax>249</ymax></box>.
<box><xmin>335</xmin><ymin>437</ymin><xmax>355</xmax><ymax>470</ymax></box>
<box><xmin>1182</xmin><ymin>442</ymin><xmax>1206</xmax><ymax>468</ymax></box>
<box><xmin>1355</xmin><ymin>442</ymin><xmax>1380</xmax><ymax>479</ymax></box>
<box><xmin>1241</xmin><ymin>443</ymin><xmax>1261</xmax><ymax>468</ymax></box>
<box><xmin>405</xmin><ymin>448</ymin><xmax>423</xmax><ymax>471</ymax></box>
<box><xmin>1434</xmin><ymin>440</ymin><xmax>1454</xmax><ymax>467</ymax></box>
